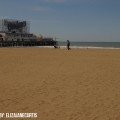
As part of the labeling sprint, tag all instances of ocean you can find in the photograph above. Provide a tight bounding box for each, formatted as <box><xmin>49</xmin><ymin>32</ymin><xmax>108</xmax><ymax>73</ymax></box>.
<box><xmin>57</xmin><ymin>42</ymin><xmax>120</xmax><ymax>49</ymax></box>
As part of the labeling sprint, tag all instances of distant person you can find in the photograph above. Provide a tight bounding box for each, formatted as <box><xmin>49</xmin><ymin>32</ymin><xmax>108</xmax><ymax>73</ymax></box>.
<box><xmin>67</xmin><ymin>40</ymin><xmax>70</xmax><ymax>50</ymax></box>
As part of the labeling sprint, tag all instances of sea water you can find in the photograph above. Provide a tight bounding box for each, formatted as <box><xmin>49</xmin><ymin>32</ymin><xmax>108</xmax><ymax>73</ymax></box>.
<box><xmin>57</xmin><ymin>42</ymin><xmax>120</xmax><ymax>49</ymax></box>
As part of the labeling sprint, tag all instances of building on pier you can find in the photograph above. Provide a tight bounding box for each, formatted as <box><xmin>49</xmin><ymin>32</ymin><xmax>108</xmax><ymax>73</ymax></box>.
<box><xmin>0</xmin><ymin>19</ymin><xmax>55</xmax><ymax>45</ymax></box>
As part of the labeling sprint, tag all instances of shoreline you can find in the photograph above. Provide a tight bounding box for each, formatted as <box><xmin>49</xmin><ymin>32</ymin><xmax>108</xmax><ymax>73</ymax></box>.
<box><xmin>1</xmin><ymin>46</ymin><xmax>120</xmax><ymax>49</ymax></box>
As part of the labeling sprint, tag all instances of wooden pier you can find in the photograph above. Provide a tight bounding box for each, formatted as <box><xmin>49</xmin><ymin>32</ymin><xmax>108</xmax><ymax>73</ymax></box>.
<box><xmin>0</xmin><ymin>40</ymin><xmax>57</xmax><ymax>47</ymax></box>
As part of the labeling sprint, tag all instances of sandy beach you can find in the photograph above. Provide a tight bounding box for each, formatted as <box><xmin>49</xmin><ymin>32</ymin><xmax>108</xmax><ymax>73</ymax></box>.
<box><xmin>0</xmin><ymin>47</ymin><xmax>120</xmax><ymax>120</ymax></box>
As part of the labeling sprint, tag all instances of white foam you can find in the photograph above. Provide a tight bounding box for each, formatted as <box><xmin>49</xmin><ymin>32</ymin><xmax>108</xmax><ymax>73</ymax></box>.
<box><xmin>57</xmin><ymin>46</ymin><xmax>120</xmax><ymax>49</ymax></box>
<box><xmin>6</xmin><ymin>46</ymin><xmax>120</xmax><ymax>49</ymax></box>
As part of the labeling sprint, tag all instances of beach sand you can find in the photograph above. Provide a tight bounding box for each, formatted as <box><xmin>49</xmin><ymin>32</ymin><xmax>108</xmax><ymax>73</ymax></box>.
<box><xmin>0</xmin><ymin>47</ymin><xmax>120</xmax><ymax>120</ymax></box>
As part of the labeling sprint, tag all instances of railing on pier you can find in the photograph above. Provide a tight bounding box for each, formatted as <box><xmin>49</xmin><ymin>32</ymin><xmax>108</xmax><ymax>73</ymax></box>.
<box><xmin>0</xmin><ymin>40</ymin><xmax>57</xmax><ymax>47</ymax></box>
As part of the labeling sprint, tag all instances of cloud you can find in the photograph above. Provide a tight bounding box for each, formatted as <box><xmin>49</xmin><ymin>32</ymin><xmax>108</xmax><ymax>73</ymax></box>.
<box><xmin>32</xmin><ymin>6</ymin><xmax>51</xmax><ymax>12</ymax></box>
<box><xmin>44</xmin><ymin>0</ymin><xmax>67</xmax><ymax>3</ymax></box>
<box><xmin>0</xmin><ymin>16</ymin><xmax>10</xmax><ymax>19</ymax></box>
<box><xmin>30</xmin><ymin>19</ymin><xmax>61</xmax><ymax>24</ymax></box>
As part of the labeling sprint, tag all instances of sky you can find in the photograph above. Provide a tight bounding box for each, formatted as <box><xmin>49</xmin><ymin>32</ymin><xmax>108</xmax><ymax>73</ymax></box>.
<box><xmin>0</xmin><ymin>0</ymin><xmax>120</xmax><ymax>42</ymax></box>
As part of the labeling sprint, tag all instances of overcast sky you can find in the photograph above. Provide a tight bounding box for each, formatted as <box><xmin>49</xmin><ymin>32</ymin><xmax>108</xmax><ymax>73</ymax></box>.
<box><xmin>0</xmin><ymin>0</ymin><xmax>120</xmax><ymax>41</ymax></box>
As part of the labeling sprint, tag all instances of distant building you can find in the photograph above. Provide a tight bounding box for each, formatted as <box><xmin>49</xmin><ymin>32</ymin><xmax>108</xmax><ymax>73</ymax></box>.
<box><xmin>0</xmin><ymin>19</ymin><xmax>56</xmax><ymax>46</ymax></box>
<box><xmin>0</xmin><ymin>19</ymin><xmax>29</xmax><ymax>33</ymax></box>
<box><xmin>0</xmin><ymin>19</ymin><xmax>38</xmax><ymax>42</ymax></box>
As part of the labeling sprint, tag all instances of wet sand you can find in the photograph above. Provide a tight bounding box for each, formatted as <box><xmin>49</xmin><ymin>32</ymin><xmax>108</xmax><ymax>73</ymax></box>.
<box><xmin>0</xmin><ymin>47</ymin><xmax>120</xmax><ymax>120</ymax></box>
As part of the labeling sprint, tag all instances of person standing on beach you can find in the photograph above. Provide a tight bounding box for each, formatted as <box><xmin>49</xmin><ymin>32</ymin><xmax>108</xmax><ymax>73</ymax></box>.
<box><xmin>67</xmin><ymin>40</ymin><xmax>70</xmax><ymax>50</ymax></box>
